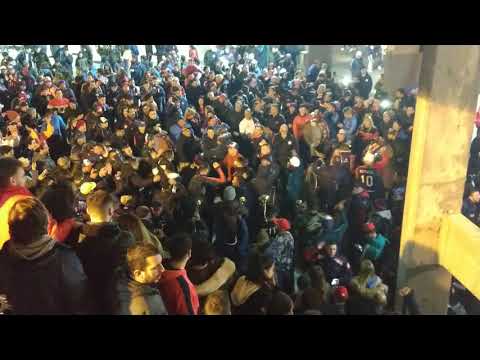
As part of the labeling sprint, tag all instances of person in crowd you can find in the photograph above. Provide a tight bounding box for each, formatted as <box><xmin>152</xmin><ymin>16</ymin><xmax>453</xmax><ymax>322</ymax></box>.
<box><xmin>0</xmin><ymin>45</ymin><xmax>441</xmax><ymax>315</ymax></box>
<box><xmin>40</xmin><ymin>180</ymin><xmax>82</xmax><ymax>245</ymax></box>
<box><xmin>348</xmin><ymin>259</ymin><xmax>388</xmax><ymax>315</ymax></box>
<box><xmin>0</xmin><ymin>158</ymin><xmax>32</xmax><ymax>249</ymax></box>
<box><xmin>462</xmin><ymin>186</ymin><xmax>480</xmax><ymax>225</ymax></box>
<box><xmin>0</xmin><ymin>197</ymin><xmax>90</xmax><ymax>314</ymax></box>
<box><xmin>187</xmin><ymin>239</ymin><xmax>236</xmax><ymax>312</ymax></box>
<box><xmin>265</xmin><ymin>218</ymin><xmax>295</xmax><ymax>294</ymax></box>
<box><xmin>230</xmin><ymin>252</ymin><xmax>276</xmax><ymax>315</ymax></box>
<box><xmin>157</xmin><ymin>233</ymin><xmax>199</xmax><ymax>315</ymax></box>
<box><xmin>75</xmin><ymin>190</ymin><xmax>135</xmax><ymax>313</ymax></box>
<box><xmin>109</xmin><ymin>243</ymin><xmax>168</xmax><ymax>315</ymax></box>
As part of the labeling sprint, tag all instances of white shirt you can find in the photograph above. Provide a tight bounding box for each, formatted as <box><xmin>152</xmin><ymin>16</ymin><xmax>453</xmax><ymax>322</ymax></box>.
<box><xmin>239</xmin><ymin>118</ymin><xmax>255</xmax><ymax>136</ymax></box>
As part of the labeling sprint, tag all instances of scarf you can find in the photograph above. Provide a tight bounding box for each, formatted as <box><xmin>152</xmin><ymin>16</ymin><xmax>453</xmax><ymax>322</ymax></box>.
<box><xmin>9</xmin><ymin>234</ymin><xmax>57</xmax><ymax>260</ymax></box>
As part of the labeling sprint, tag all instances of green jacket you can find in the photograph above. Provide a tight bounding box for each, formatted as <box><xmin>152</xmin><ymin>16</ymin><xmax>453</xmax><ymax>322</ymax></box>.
<box><xmin>363</xmin><ymin>234</ymin><xmax>389</xmax><ymax>261</ymax></box>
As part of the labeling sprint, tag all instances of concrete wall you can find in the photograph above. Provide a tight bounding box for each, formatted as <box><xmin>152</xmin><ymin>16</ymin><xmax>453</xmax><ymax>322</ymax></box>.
<box><xmin>396</xmin><ymin>45</ymin><xmax>480</xmax><ymax>314</ymax></box>
<box><xmin>383</xmin><ymin>45</ymin><xmax>422</xmax><ymax>94</ymax></box>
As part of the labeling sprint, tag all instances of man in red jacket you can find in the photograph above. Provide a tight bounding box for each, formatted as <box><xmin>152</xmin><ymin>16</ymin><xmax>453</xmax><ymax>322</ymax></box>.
<box><xmin>157</xmin><ymin>233</ymin><xmax>199</xmax><ymax>315</ymax></box>
<box><xmin>0</xmin><ymin>158</ymin><xmax>32</xmax><ymax>249</ymax></box>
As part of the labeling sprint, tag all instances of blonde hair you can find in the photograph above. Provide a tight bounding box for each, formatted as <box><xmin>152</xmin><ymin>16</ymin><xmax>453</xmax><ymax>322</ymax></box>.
<box><xmin>361</xmin><ymin>114</ymin><xmax>375</xmax><ymax>129</ymax></box>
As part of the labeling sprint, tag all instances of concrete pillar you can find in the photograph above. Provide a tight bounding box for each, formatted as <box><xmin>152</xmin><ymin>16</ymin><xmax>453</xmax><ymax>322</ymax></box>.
<box><xmin>383</xmin><ymin>45</ymin><xmax>422</xmax><ymax>94</ymax></box>
<box><xmin>396</xmin><ymin>45</ymin><xmax>480</xmax><ymax>314</ymax></box>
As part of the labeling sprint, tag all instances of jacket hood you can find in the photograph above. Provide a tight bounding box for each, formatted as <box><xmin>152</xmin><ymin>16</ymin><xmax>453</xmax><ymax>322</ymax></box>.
<box><xmin>7</xmin><ymin>235</ymin><xmax>57</xmax><ymax>261</ymax></box>
<box><xmin>80</xmin><ymin>222</ymin><xmax>121</xmax><ymax>240</ymax></box>
<box><xmin>195</xmin><ymin>258</ymin><xmax>236</xmax><ymax>297</ymax></box>
<box><xmin>231</xmin><ymin>275</ymin><xmax>260</xmax><ymax>307</ymax></box>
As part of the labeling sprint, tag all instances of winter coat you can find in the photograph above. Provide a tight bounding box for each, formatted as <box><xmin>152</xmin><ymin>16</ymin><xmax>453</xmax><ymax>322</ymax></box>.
<box><xmin>175</xmin><ymin>134</ymin><xmax>201</xmax><ymax>163</ymax></box>
<box><xmin>253</xmin><ymin>163</ymin><xmax>280</xmax><ymax>196</ymax></box>
<box><xmin>213</xmin><ymin>215</ymin><xmax>249</xmax><ymax>274</ymax></box>
<box><xmin>266</xmin><ymin>114</ymin><xmax>286</xmax><ymax>134</ymax></box>
<box><xmin>272</xmin><ymin>133</ymin><xmax>298</xmax><ymax>168</ymax></box>
<box><xmin>109</xmin><ymin>270</ymin><xmax>168</xmax><ymax>315</ymax></box>
<box><xmin>230</xmin><ymin>276</ymin><xmax>274</xmax><ymax>315</ymax></box>
<box><xmin>362</xmin><ymin>234</ymin><xmax>389</xmax><ymax>262</ymax></box>
<box><xmin>0</xmin><ymin>240</ymin><xmax>91</xmax><ymax>314</ymax></box>
<box><xmin>75</xmin><ymin>222</ymin><xmax>135</xmax><ymax>313</ymax></box>
<box><xmin>265</xmin><ymin>231</ymin><xmax>294</xmax><ymax>274</ymax></box>
<box><xmin>286</xmin><ymin>164</ymin><xmax>304</xmax><ymax>204</ymax></box>
<box><xmin>343</xmin><ymin>116</ymin><xmax>358</xmax><ymax>143</ymax></box>
<box><xmin>357</xmin><ymin>74</ymin><xmax>373</xmax><ymax>99</ymax></box>
<box><xmin>157</xmin><ymin>266</ymin><xmax>199</xmax><ymax>315</ymax></box>
<box><xmin>188</xmin><ymin>257</ymin><xmax>236</xmax><ymax>298</ymax></box>
<box><xmin>292</xmin><ymin>114</ymin><xmax>311</xmax><ymax>140</ymax></box>
<box><xmin>317</xmin><ymin>255</ymin><xmax>352</xmax><ymax>286</ymax></box>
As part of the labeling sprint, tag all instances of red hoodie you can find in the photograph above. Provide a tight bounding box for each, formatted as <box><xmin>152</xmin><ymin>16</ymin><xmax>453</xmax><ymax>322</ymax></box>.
<box><xmin>0</xmin><ymin>185</ymin><xmax>32</xmax><ymax>249</ymax></box>
<box><xmin>157</xmin><ymin>268</ymin><xmax>199</xmax><ymax>315</ymax></box>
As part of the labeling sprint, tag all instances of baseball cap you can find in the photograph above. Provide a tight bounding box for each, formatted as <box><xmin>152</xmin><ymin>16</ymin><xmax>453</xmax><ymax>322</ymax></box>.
<box><xmin>272</xmin><ymin>218</ymin><xmax>291</xmax><ymax>231</ymax></box>
<box><xmin>333</xmin><ymin>286</ymin><xmax>349</xmax><ymax>303</ymax></box>
<box><xmin>363</xmin><ymin>222</ymin><xmax>376</xmax><ymax>233</ymax></box>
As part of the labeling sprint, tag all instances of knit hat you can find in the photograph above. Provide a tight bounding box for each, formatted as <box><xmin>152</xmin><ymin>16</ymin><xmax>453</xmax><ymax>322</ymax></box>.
<box><xmin>272</xmin><ymin>218</ymin><xmax>291</xmax><ymax>232</ymax></box>
<box><xmin>333</xmin><ymin>286</ymin><xmax>349</xmax><ymax>303</ymax></box>
<box><xmin>80</xmin><ymin>182</ymin><xmax>97</xmax><ymax>195</ymax></box>
<box><xmin>363</xmin><ymin>222</ymin><xmax>376</xmax><ymax>233</ymax></box>
<box><xmin>223</xmin><ymin>186</ymin><xmax>236</xmax><ymax>202</ymax></box>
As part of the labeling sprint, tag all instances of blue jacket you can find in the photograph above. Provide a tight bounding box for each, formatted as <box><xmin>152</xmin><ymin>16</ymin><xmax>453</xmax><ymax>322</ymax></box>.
<box><xmin>169</xmin><ymin>122</ymin><xmax>193</xmax><ymax>143</ymax></box>
<box><xmin>324</xmin><ymin>111</ymin><xmax>339</xmax><ymax>138</ymax></box>
<box><xmin>43</xmin><ymin>114</ymin><xmax>67</xmax><ymax>138</ymax></box>
<box><xmin>286</xmin><ymin>164</ymin><xmax>304</xmax><ymax>202</ymax></box>
<box><xmin>343</xmin><ymin>116</ymin><xmax>357</xmax><ymax>142</ymax></box>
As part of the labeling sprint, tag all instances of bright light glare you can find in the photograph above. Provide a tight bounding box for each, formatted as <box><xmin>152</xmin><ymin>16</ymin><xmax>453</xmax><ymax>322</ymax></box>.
<box><xmin>381</xmin><ymin>100</ymin><xmax>392</xmax><ymax>109</ymax></box>
<box><xmin>341</xmin><ymin>75</ymin><xmax>351</xmax><ymax>87</ymax></box>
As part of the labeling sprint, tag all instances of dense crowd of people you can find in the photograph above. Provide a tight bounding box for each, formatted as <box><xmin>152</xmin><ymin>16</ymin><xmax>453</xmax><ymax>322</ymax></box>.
<box><xmin>0</xmin><ymin>44</ymin><xmax>425</xmax><ymax>315</ymax></box>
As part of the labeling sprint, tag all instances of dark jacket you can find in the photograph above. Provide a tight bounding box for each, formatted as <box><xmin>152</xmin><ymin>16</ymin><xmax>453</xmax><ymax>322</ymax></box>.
<box><xmin>266</xmin><ymin>114</ymin><xmax>286</xmax><ymax>134</ymax></box>
<box><xmin>230</xmin><ymin>276</ymin><xmax>274</xmax><ymax>315</ymax></box>
<box><xmin>75</xmin><ymin>222</ymin><xmax>135</xmax><ymax>313</ymax></box>
<box><xmin>253</xmin><ymin>163</ymin><xmax>280</xmax><ymax>195</ymax></box>
<box><xmin>273</xmin><ymin>133</ymin><xmax>298</xmax><ymax>167</ymax></box>
<box><xmin>109</xmin><ymin>270</ymin><xmax>168</xmax><ymax>315</ymax></box>
<box><xmin>0</xmin><ymin>241</ymin><xmax>91</xmax><ymax>314</ymax></box>
<box><xmin>175</xmin><ymin>134</ymin><xmax>201</xmax><ymax>163</ymax></box>
<box><xmin>317</xmin><ymin>256</ymin><xmax>352</xmax><ymax>286</ymax></box>
<box><xmin>213</xmin><ymin>215</ymin><xmax>249</xmax><ymax>274</ymax></box>
<box><xmin>356</xmin><ymin>73</ymin><xmax>373</xmax><ymax>99</ymax></box>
